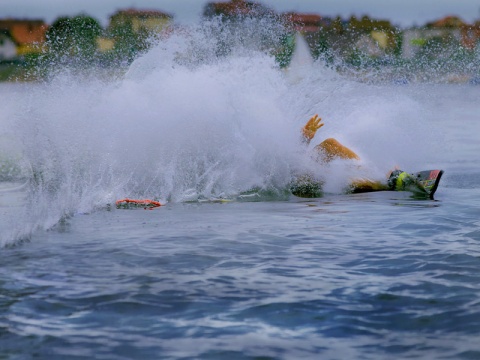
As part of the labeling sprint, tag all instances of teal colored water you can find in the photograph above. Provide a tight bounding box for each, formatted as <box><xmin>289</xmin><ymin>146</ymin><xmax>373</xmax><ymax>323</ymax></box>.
<box><xmin>1</xmin><ymin>34</ymin><xmax>480</xmax><ymax>358</ymax></box>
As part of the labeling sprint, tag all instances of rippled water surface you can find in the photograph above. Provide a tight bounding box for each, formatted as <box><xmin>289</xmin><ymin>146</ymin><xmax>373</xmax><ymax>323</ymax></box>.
<box><xmin>1</xmin><ymin>35</ymin><xmax>480</xmax><ymax>358</ymax></box>
<box><xmin>2</xmin><ymin>189</ymin><xmax>480</xmax><ymax>359</ymax></box>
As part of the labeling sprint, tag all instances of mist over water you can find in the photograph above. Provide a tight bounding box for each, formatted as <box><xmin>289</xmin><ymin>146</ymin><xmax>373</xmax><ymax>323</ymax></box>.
<box><xmin>1</xmin><ymin>22</ymin><xmax>443</xmax><ymax>246</ymax></box>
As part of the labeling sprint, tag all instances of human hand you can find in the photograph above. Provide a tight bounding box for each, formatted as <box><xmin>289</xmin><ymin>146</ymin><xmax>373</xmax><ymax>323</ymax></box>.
<box><xmin>302</xmin><ymin>114</ymin><xmax>324</xmax><ymax>142</ymax></box>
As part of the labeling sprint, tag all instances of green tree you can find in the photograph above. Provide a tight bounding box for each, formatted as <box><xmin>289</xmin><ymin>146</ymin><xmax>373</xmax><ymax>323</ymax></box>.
<box><xmin>107</xmin><ymin>18</ymin><xmax>150</xmax><ymax>64</ymax></box>
<box><xmin>45</xmin><ymin>15</ymin><xmax>102</xmax><ymax>65</ymax></box>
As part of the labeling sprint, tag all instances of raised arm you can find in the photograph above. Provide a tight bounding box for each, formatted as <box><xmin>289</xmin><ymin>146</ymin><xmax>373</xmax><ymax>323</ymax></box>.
<box><xmin>302</xmin><ymin>114</ymin><xmax>324</xmax><ymax>144</ymax></box>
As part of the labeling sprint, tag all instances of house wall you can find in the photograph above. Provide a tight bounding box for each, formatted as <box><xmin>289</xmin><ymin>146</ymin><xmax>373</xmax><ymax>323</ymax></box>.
<box><xmin>0</xmin><ymin>35</ymin><xmax>17</xmax><ymax>60</ymax></box>
<box><xmin>131</xmin><ymin>17</ymin><xmax>171</xmax><ymax>33</ymax></box>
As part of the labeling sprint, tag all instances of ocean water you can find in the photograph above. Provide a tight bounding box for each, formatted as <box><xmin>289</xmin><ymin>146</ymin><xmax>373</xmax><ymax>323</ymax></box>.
<box><xmin>1</xmin><ymin>29</ymin><xmax>480</xmax><ymax>359</ymax></box>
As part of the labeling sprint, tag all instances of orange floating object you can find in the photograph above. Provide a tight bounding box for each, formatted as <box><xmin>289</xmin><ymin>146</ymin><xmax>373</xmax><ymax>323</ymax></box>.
<box><xmin>115</xmin><ymin>198</ymin><xmax>162</xmax><ymax>210</ymax></box>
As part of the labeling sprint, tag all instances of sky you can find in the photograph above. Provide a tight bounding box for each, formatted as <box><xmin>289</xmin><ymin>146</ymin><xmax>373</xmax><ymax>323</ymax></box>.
<box><xmin>2</xmin><ymin>0</ymin><xmax>480</xmax><ymax>28</ymax></box>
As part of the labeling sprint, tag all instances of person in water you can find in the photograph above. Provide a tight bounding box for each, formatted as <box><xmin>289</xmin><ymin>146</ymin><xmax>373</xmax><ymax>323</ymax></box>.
<box><xmin>293</xmin><ymin>114</ymin><xmax>394</xmax><ymax>196</ymax></box>
<box><xmin>301</xmin><ymin>114</ymin><xmax>362</xmax><ymax>163</ymax></box>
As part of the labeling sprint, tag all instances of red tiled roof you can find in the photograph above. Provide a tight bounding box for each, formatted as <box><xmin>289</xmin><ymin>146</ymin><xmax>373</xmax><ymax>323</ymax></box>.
<box><xmin>282</xmin><ymin>13</ymin><xmax>323</xmax><ymax>32</ymax></box>
<box><xmin>207</xmin><ymin>0</ymin><xmax>272</xmax><ymax>16</ymax></box>
<box><xmin>285</xmin><ymin>13</ymin><xmax>322</xmax><ymax>24</ymax></box>
<box><xmin>0</xmin><ymin>19</ymin><xmax>47</xmax><ymax>45</ymax></box>
<box><xmin>430</xmin><ymin>16</ymin><xmax>466</xmax><ymax>28</ymax></box>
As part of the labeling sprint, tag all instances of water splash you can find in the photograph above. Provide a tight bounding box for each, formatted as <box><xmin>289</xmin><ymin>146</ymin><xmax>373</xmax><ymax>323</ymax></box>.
<box><xmin>286</xmin><ymin>33</ymin><xmax>315</xmax><ymax>83</ymax></box>
<box><xmin>0</xmin><ymin>21</ymin><xmax>442</xmax><ymax>246</ymax></box>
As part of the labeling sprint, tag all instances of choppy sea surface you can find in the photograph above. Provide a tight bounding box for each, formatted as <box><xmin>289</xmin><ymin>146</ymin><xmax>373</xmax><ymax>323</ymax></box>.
<box><xmin>1</xmin><ymin>33</ymin><xmax>480</xmax><ymax>358</ymax></box>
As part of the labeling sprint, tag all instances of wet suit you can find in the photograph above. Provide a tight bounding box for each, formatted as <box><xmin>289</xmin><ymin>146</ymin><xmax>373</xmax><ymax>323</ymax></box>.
<box><xmin>300</xmin><ymin>115</ymin><xmax>392</xmax><ymax>194</ymax></box>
